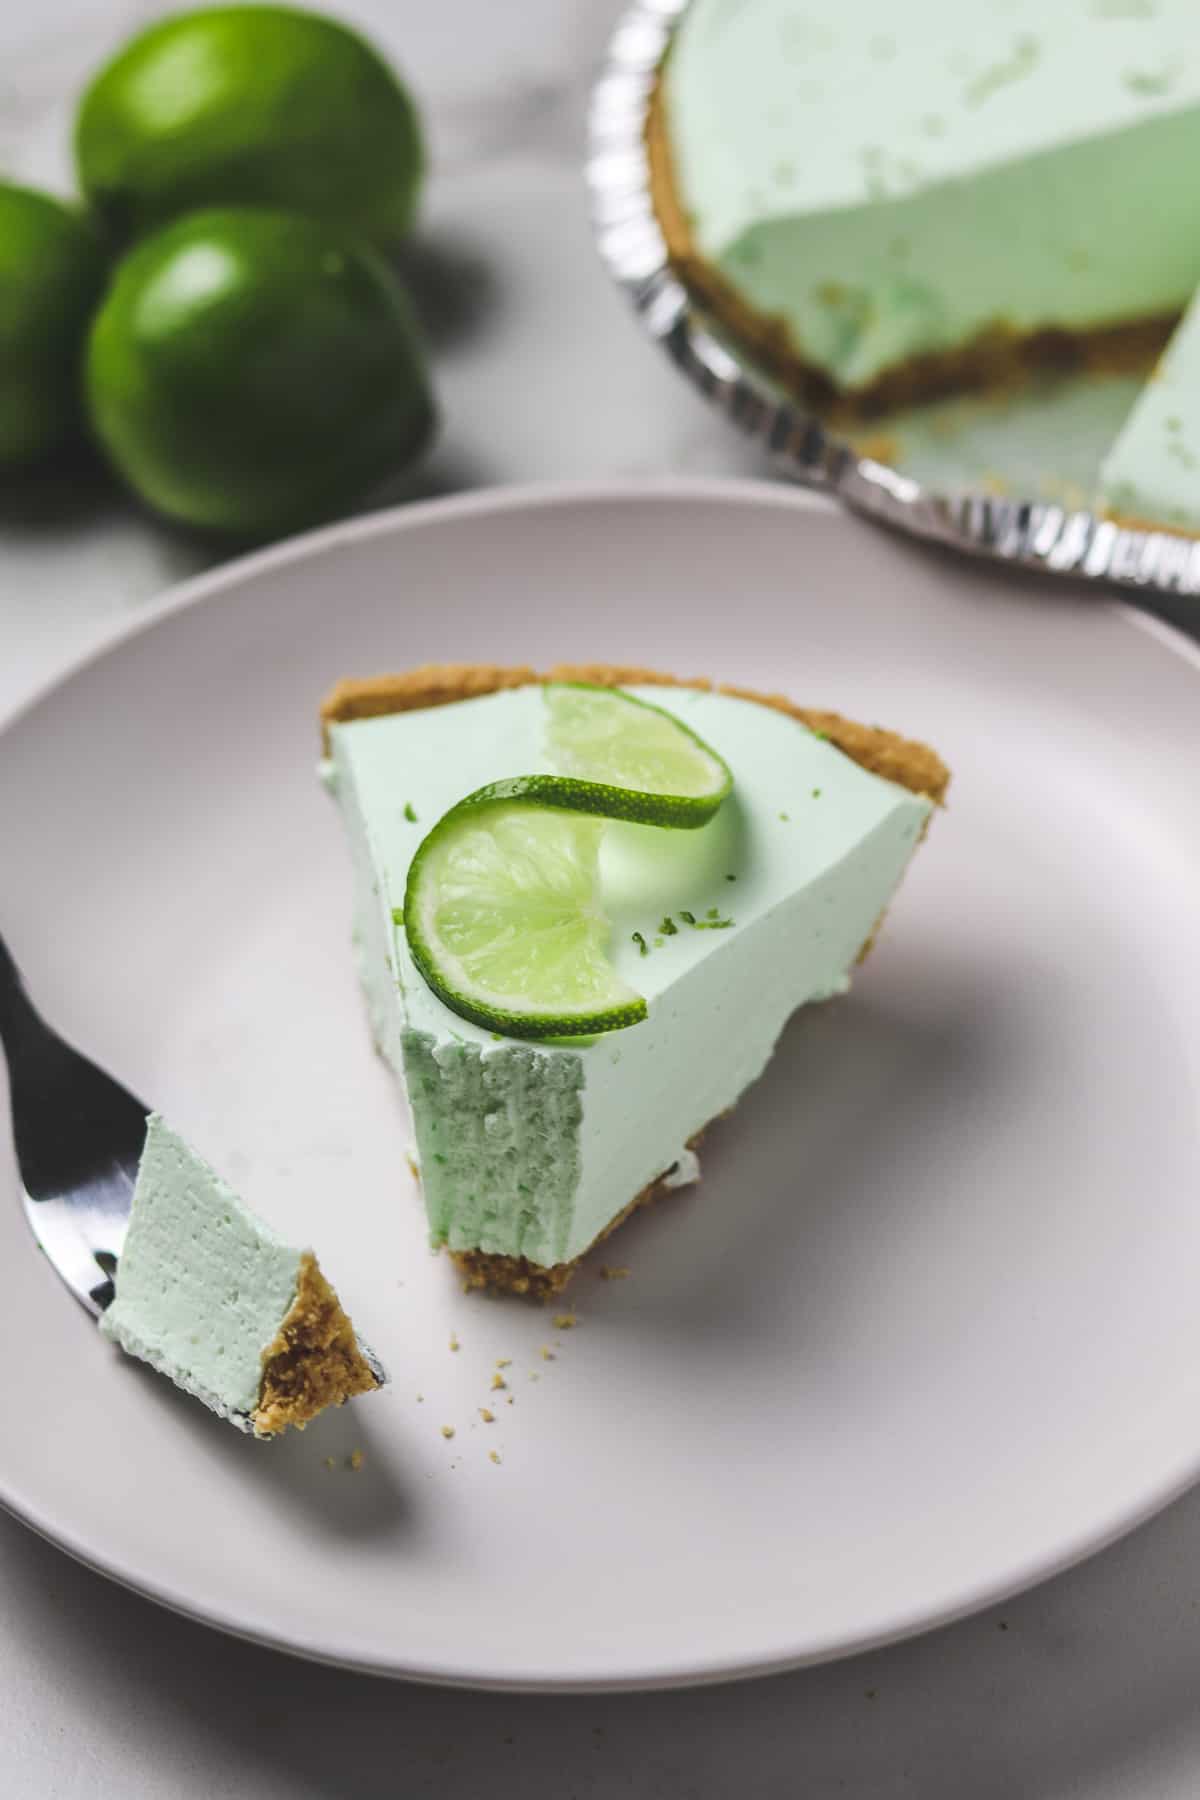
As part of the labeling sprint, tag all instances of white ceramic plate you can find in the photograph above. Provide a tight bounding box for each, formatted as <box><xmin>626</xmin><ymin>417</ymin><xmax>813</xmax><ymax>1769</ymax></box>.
<box><xmin>3</xmin><ymin>481</ymin><xmax>1200</xmax><ymax>1692</ymax></box>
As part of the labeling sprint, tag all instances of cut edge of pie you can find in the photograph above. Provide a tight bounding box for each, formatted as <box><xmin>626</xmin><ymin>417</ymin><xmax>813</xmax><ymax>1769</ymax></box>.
<box><xmin>644</xmin><ymin>73</ymin><xmax>1175</xmax><ymax>427</ymax></box>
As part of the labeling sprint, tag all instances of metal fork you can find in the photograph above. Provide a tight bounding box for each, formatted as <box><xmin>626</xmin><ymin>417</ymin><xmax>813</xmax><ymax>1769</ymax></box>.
<box><xmin>1</xmin><ymin>929</ymin><xmax>387</xmax><ymax>1427</ymax></box>
<box><xmin>0</xmin><ymin>929</ymin><xmax>145</xmax><ymax>1317</ymax></box>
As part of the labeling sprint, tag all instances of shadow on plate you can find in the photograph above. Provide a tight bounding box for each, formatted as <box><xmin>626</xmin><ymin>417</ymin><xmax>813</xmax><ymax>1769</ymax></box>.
<box><xmin>581</xmin><ymin>947</ymin><xmax>1015</xmax><ymax>1340</ymax></box>
<box><xmin>112</xmin><ymin>1352</ymin><xmax>419</xmax><ymax>1546</ymax></box>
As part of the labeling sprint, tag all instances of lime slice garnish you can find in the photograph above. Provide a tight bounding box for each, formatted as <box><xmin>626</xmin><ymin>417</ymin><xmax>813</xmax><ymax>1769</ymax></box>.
<box><xmin>404</xmin><ymin>780</ymin><xmax>648</xmax><ymax>1040</ymax></box>
<box><xmin>404</xmin><ymin>687</ymin><xmax>734</xmax><ymax>1038</ymax></box>
<box><xmin>544</xmin><ymin>683</ymin><xmax>732</xmax><ymax>828</ymax></box>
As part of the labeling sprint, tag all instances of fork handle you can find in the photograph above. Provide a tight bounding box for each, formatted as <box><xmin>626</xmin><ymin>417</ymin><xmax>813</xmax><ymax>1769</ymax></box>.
<box><xmin>0</xmin><ymin>930</ymin><xmax>36</xmax><ymax>1043</ymax></box>
<box><xmin>0</xmin><ymin>932</ymin><xmax>66</xmax><ymax>1080</ymax></box>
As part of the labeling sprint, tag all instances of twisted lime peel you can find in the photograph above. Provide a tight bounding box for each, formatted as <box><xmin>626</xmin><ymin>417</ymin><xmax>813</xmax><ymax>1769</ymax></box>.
<box><xmin>402</xmin><ymin>685</ymin><xmax>733</xmax><ymax>1040</ymax></box>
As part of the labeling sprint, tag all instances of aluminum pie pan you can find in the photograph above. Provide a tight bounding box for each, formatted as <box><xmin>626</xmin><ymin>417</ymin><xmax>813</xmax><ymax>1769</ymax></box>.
<box><xmin>587</xmin><ymin>0</ymin><xmax>1200</xmax><ymax>599</ymax></box>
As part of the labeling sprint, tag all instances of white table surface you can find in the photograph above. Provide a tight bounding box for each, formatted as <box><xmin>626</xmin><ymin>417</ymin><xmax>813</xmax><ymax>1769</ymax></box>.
<box><xmin>4</xmin><ymin>4</ymin><xmax>1200</xmax><ymax>1795</ymax></box>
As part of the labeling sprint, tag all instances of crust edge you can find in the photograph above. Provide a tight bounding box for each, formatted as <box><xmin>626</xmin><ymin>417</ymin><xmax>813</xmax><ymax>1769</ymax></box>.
<box><xmin>645</xmin><ymin>69</ymin><xmax>1173</xmax><ymax>425</ymax></box>
<box><xmin>253</xmin><ymin>1254</ymin><xmax>381</xmax><ymax>1436</ymax></box>
<box><xmin>320</xmin><ymin>661</ymin><xmax>950</xmax><ymax>805</ymax></box>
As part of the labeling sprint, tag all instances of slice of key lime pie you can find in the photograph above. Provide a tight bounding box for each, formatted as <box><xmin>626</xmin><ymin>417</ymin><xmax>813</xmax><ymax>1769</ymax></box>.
<box><xmin>101</xmin><ymin>1114</ymin><xmax>383</xmax><ymax>1434</ymax></box>
<box><xmin>321</xmin><ymin>665</ymin><xmax>948</xmax><ymax>1295</ymax></box>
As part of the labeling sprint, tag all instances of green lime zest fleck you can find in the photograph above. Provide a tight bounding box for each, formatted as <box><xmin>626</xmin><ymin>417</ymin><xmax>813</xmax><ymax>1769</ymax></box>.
<box><xmin>812</xmin><ymin>788</ymin><xmax>822</xmax><ymax>798</ymax></box>
<box><xmin>404</xmin><ymin>802</ymin><xmax>418</xmax><ymax>822</ymax></box>
<box><xmin>632</xmin><ymin>931</ymin><xmax>648</xmax><ymax>957</ymax></box>
<box><xmin>660</xmin><ymin>915</ymin><xmax>679</xmax><ymax>937</ymax></box>
<box><xmin>679</xmin><ymin>907</ymin><xmax>734</xmax><ymax>931</ymax></box>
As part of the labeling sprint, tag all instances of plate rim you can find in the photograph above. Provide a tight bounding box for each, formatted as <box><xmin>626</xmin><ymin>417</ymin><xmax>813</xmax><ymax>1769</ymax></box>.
<box><xmin>7</xmin><ymin>477</ymin><xmax>1200</xmax><ymax>742</ymax></box>
<box><xmin>4</xmin><ymin>475</ymin><xmax>1200</xmax><ymax>1692</ymax></box>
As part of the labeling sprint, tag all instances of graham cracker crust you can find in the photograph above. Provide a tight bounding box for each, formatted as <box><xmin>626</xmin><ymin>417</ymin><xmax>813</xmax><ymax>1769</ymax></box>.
<box><xmin>645</xmin><ymin>74</ymin><xmax>1174</xmax><ymax>425</ymax></box>
<box><xmin>321</xmin><ymin>663</ymin><xmax>949</xmax><ymax>804</ymax></box>
<box><xmin>253</xmin><ymin>1253</ymin><xmax>381</xmax><ymax>1435</ymax></box>
<box><xmin>322</xmin><ymin>662</ymin><xmax>949</xmax><ymax>1296</ymax></box>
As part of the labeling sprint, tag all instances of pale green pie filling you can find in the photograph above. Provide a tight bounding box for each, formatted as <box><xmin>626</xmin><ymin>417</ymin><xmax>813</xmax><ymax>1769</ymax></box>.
<box><xmin>664</xmin><ymin>0</ymin><xmax>1200</xmax><ymax>394</ymax></box>
<box><xmin>101</xmin><ymin>1115</ymin><xmax>304</xmax><ymax>1423</ymax></box>
<box><xmin>1098</xmin><ymin>287</ymin><xmax>1200</xmax><ymax>533</ymax></box>
<box><xmin>324</xmin><ymin>685</ymin><xmax>931</xmax><ymax>1268</ymax></box>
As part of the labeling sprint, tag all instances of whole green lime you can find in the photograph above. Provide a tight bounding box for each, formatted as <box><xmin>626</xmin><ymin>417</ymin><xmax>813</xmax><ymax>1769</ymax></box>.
<box><xmin>0</xmin><ymin>183</ymin><xmax>107</xmax><ymax>468</ymax></box>
<box><xmin>75</xmin><ymin>6</ymin><xmax>424</xmax><ymax>248</ymax></box>
<box><xmin>86</xmin><ymin>207</ymin><xmax>435</xmax><ymax>534</ymax></box>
